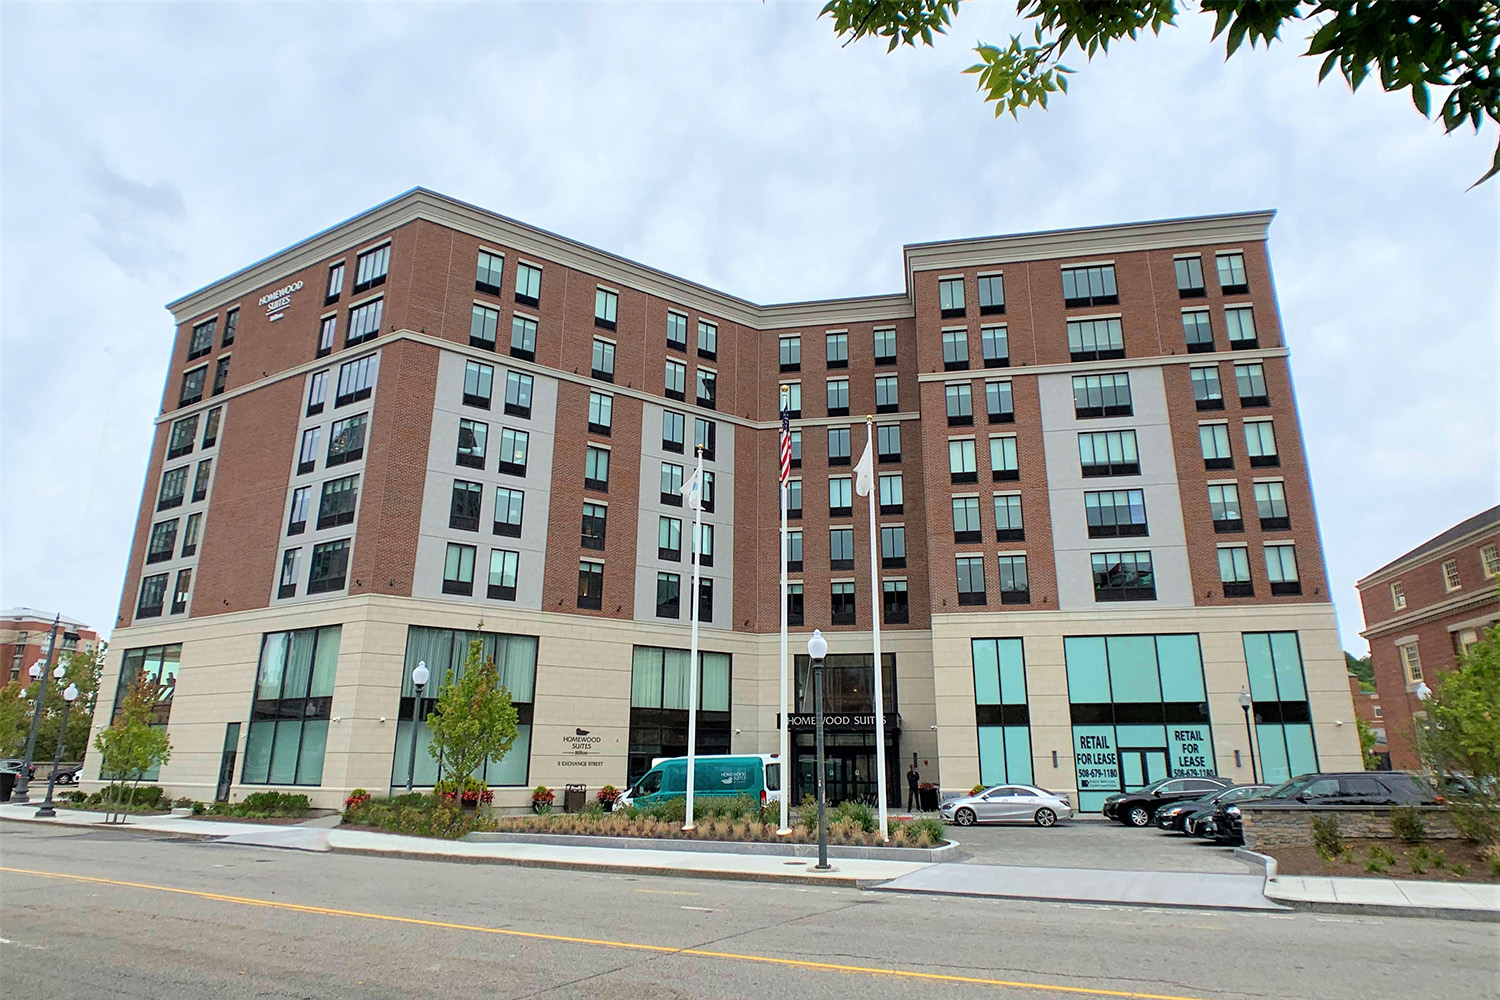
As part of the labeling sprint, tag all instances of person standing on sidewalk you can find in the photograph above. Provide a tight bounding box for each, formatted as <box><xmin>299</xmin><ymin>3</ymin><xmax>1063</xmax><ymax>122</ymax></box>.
<box><xmin>906</xmin><ymin>763</ymin><xmax>921</xmax><ymax>811</ymax></box>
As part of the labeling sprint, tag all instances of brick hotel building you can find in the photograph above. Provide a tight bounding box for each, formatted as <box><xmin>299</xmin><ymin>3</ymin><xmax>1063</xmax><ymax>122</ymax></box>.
<box><xmin>86</xmin><ymin>189</ymin><xmax>1359</xmax><ymax>810</ymax></box>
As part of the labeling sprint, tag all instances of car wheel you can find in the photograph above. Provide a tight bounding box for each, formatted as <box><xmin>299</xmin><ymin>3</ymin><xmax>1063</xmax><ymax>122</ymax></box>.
<box><xmin>954</xmin><ymin>808</ymin><xmax>977</xmax><ymax>827</ymax></box>
<box><xmin>1034</xmin><ymin>808</ymin><xmax>1056</xmax><ymax>827</ymax></box>
<box><xmin>1183</xmin><ymin>818</ymin><xmax>1196</xmax><ymax>836</ymax></box>
<box><xmin>1127</xmin><ymin>805</ymin><xmax>1151</xmax><ymax>827</ymax></box>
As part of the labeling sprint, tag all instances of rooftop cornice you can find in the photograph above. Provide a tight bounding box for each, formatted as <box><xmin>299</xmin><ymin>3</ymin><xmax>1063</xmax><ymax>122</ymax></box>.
<box><xmin>1356</xmin><ymin>520</ymin><xmax>1500</xmax><ymax>588</ymax></box>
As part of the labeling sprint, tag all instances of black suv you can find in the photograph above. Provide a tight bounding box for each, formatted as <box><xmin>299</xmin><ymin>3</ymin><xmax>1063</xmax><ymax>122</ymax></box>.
<box><xmin>1211</xmin><ymin>771</ymin><xmax>1437</xmax><ymax>844</ymax></box>
<box><xmin>1102</xmin><ymin>776</ymin><xmax>1231</xmax><ymax>827</ymax></box>
<box><xmin>1155</xmin><ymin>784</ymin><xmax>1269</xmax><ymax>834</ymax></box>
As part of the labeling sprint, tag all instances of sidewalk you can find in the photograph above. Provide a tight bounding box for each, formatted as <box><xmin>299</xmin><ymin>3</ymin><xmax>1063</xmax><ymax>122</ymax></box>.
<box><xmin>873</xmin><ymin>861</ymin><xmax>1283</xmax><ymax>910</ymax></box>
<box><xmin>1266</xmin><ymin>874</ymin><xmax>1500</xmax><ymax>921</ymax></box>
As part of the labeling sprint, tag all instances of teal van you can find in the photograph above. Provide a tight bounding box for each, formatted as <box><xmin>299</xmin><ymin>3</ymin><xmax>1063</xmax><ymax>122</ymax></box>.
<box><xmin>619</xmin><ymin>754</ymin><xmax>782</xmax><ymax>809</ymax></box>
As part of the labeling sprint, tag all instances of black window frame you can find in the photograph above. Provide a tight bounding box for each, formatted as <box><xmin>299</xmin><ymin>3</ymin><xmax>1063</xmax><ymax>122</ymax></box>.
<box><xmin>577</xmin><ymin>560</ymin><xmax>604</xmax><ymax>610</ymax></box>
<box><xmin>307</xmin><ymin>539</ymin><xmax>350</xmax><ymax>594</ymax></box>
<box><xmin>179</xmin><ymin>366</ymin><xmax>207</xmax><ymax>407</ymax></box>
<box><xmin>352</xmin><ymin>243</ymin><xmax>390</xmax><ymax>294</ymax></box>
<box><xmin>1061</xmin><ymin>264</ymin><xmax>1118</xmax><ymax>308</ymax></box>
<box><xmin>449</xmin><ymin>479</ymin><xmax>484</xmax><ymax>531</ymax></box>
<box><xmin>581</xmin><ymin>502</ymin><xmax>607</xmax><ymax>551</ymax></box>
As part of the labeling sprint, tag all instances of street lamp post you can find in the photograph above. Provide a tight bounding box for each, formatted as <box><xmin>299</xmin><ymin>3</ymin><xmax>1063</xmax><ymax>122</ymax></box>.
<box><xmin>405</xmin><ymin>661</ymin><xmax>430</xmax><ymax>794</ymax></box>
<box><xmin>35</xmin><ymin>684</ymin><xmax>80</xmax><ymax>819</ymax></box>
<box><xmin>1415</xmin><ymin>681</ymin><xmax>1436</xmax><ymax>789</ymax></box>
<box><xmin>14</xmin><ymin>618</ymin><xmax>64</xmax><ymax>805</ymax></box>
<box><xmin>808</xmin><ymin>630</ymin><xmax>830</xmax><ymax>872</ymax></box>
<box><xmin>1238</xmin><ymin>688</ymin><xmax>1259</xmax><ymax>784</ymax></box>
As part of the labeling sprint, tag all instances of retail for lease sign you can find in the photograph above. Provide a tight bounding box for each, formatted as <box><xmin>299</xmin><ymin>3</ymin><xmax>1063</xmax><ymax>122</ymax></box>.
<box><xmin>1073</xmin><ymin>727</ymin><xmax>1119</xmax><ymax>791</ymax></box>
<box><xmin>1168</xmin><ymin>727</ymin><xmax>1215</xmax><ymax>776</ymax></box>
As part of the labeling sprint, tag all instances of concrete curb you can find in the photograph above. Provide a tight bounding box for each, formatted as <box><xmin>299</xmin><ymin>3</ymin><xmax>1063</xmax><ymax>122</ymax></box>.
<box><xmin>1233</xmin><ymin>847</ymin><xmax>1278</xmax><ymax>878</ymax></box>
<box><xmin>464</xmin><ymin>830</ymin><xmax>957</xmax><ymax>862</ymax></box>
<box><xmin>867</xmin><ymin>883</ymin><xmax>1289</xmax><ymax>913</ymax></box>
<box><xmin>1262</xmin><ymin>897</ymin><xmax>1500</xmax><ymax>923</ymax></box>
<box><xmin>0</xmin><ymin>816</ymin><xmax>225</xmax><ymax>842</ymax></box>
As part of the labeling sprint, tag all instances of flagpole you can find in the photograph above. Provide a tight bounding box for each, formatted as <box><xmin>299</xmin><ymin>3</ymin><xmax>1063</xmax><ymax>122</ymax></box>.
<box><xmin>778</xmin><ymin>386</ymin><xmax>792</xmax><ymax>834</ymax></box>
<box><xmin>684</xmin><ymin>443</ymin><xmax>705</xmax><ymax>831</ymax></box>
<box><xmin>865</xmin><ymin>417</ymin><xmax>889</xmax><ymax>839</ymax></box>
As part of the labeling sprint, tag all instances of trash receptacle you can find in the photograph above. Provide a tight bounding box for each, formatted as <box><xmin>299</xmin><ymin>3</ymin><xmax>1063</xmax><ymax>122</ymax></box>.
<box><xmin>919</xmin><ymin>785</ymin><xmax>939</xmax><ymax>812</ymax></box>
<box><xmin>0</xmin><ymin>771</ymin><xmax>15</xmax><ymax>802</ymax></box>
<box><xmin>562</xmin><ymin>783</ymin><xmax>587</xmax><ymax>813</ymax></box>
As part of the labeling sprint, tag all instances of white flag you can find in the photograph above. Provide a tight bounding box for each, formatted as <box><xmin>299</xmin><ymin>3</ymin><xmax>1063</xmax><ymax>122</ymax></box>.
<box><xmin>681</xmin><ymin>467</ymin><xmax>703</xmax><ymax>510</ymax></box>
<box><xmin>854</xmin><ymin>438</ymin><xmax>875</xmax><ymax>497</ymax></box>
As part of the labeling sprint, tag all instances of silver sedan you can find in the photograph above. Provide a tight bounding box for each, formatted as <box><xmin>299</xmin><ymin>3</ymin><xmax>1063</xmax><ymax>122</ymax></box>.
<box><xmin>939</xmin><ymin>785</ymin><xmax>1073</xmax><ymax>827</ymax></box>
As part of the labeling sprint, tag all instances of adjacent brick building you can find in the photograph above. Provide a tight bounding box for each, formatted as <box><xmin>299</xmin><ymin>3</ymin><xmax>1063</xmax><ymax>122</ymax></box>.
<box><xmin>1357</xmin><ymin>505</ymin><xmax>1500</xmax><ymax>769</ymax></box>
<box><xmin>86</xmin><ymin>189</ymin><xmax>1360</xmax><ymax>809</ymax></box>
<box><xmin>1</xmin><ymin>608</ymin><xmax>100</xmax><ymax>683</ymax></box>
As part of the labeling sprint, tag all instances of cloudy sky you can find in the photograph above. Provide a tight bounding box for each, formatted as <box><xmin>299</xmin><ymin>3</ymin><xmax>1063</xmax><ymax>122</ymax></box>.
<box><xmin>1</xmin><ymin>2</ymin><xmax>1495</xmax><ymax>651</ymax></box>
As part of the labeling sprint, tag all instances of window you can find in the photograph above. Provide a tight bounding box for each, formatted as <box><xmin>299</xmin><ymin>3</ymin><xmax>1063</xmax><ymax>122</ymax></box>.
<box><xmin>786</xmin><ymin>430</ymin><xmax>802</xmax><ymax>471</ymax></box>
<box><xmin>666</xmin><ymin>311</ymin><xmax>688</xmax><ymax>350</ymax></box>
<box><xmin>493</xmin><ymin>486</ymin><xmax>524</xmax><ymax>537</ymax></box>
<box><xmin>977</xmin><ymin>273</ymin><xmax>1005</xmax><ymax>314</ymax></box>
<box><xmin>990</xmin><ymin>435</ymin><xmax>1019</xmax><ymax>481</ymax></box>
<box><xmin>181</xmin><ymin>513</ymin><xmax>201</xmax><ymax>557</ymax></box>
<box><xmin>945</xmin><ymin>383</ymin><xmax>972</xmax><ymax>425</ymax></box>
<box><xmin>1078</xmin><ymin>430</ymin><xmax>1139</xmax><ymax>477</ymax></box>
<box><xmin>515</xmin><ymin>262</ymin><xmax>541</xmax><ymax>306</ymax></box>
<box><xmin>354</xmin><ymin>244</ymin><xmax>390</xmax><ymax>293</ymax></box>
<box><xmin>661</xmin><ymin>462</ymin><xmax>684</xmax><ymax>505</ymax></box>
<box><xmin>1216</xmin><ymin>252</ymin><xmax>1248</xmax><ymax>294</ymax></box>
<box><xmin>188</xmin><ymin>319</ymin><xmax>216</xmax><ymax>360</ymax></box>
<box><xmin>159</xmin><ymin>467</ymin><xmax>188</xmax><ymax>510</ymax></box>
<box><xmin>688</xmin><ymin>522</ymin><xmax>714</xmax><ymax>568</ymax></box>
<box><xmin>697</xmin><ymin>368</ymin><xmax>717</xmax><ymax>409</ymax></box>
<box><xmin>697</xmin><ymin>320</ymin><xmax>718</xmax><ymax>359</ymax></box>
<box><xmin>829</xmin><ymin>476</ymin><xmax>852</xmax><ymax>516</ymax></box>
<box><xmin>957</xmin><ymin>556</ymin><xmax>987</xmax><ymax>605</ymax></box>
<box><xmin>998</xmin><ymin>554</ymin><xmax>1030</xmax><ymax>603</ymax></box>
<box><xmin>829</xmin><ymin>527</ymin><xmax>854</xmax><ymax>570</ymax></box>
<box><xmin>591</xmin><ymin>338</ymin><xmax>615</xmax><ymax>381</ymax></box>
<box><xmin>777</xmin><ymin>526</ymin><xmax>802</xmax><ymax>570</ymax></box>
<box><xmin>1072</xmin><ymin>373</ymin><xmax>1132</xmax><ymax>418</ymax></box>
<box><xmin>695</xmin><ymin>418</ymin><xmax>717</xmax><ymax>461</ymax></box>
<box><xmin>1062</xmin><ymin>264</ymin><xmax>1117</xmax><ymax>307</ymax></box>
<box><xmin>788</xmin><ymin>478</ymin><xmax>803</xmax><ymax>517</ymax></box>
<box><xmin>325</xmin><ymin>262</ymin><xmax>345</xmax><ymax>305</ymax></box>
<box><xmin>878</xmin><ymin>473</ymin><xmax>902</xmax><ymax>515</ymax></box>
<box><xmin>192</xmin><ymin>459</ymin><xmax>212</xmax><ymax>502</ymax></box>
<box><xmin>464</xmin><ymin>361</ymin><xmax>494</xmax><ymax>409</ymax></box>
<box><xmin>1192</xmin><ymin>365</ymin><xmax>1223</xmax><ymax>410</ymax></box>
<box><xmin>1235</xmin><ymin>363</ymin><xmax>1268</xmax><ymax>407</ymax></box>
<box><xmin>1175</xmin><ymin>255</ymin><xmax>1205</xmax><ymax>298</ymax></box>
<box><xmin>1091</xmin><ymin>551</ymin><xmax>1155</xmax><ymax>601</ymax></box>
<box><xmin>1482</xmin><ymin>544</ymin><xmax>1500</xmax><ymax>579</ymax></box>
<box><xmin>1085</xmin><ymin>489</ymin><xmax>1148</xmax><ymax>537</ymax></box>
<box><xmin>659</xmin><ymin>516</ymin><xmax>683</xmax><ymax>561</ymax></box>
<box><xmin>952</xmin><ymin>496</ymin><xmax>982</xmax><ymax>542</ymax></box>
<box><xmin>180</xmin><ymin>366</ymin><xmax>206</xmax><ymax>406</ymax></box>
<box><xmin>278</xmin><ymin>548</ymin><xmax>300</xmax><ymax>599</ymax></box>
<box><xmin>827</xmin><ymin>425</ymin><xmax>851</xmax><ymax>466</ymax></box>
<box><xmin>442</xmin><ymin>543</ymin><xmax>476</xmax><ymax>595</ymax></box>
<box><xmin>305</xmin><ymin>371</ymin><xmax>328</xmax><ymax>416</ymax></box>
<box><xmin>826</xmin><ymin>378</ymin><xmax>849</xmax><ymax>416</ymax></box>
<box><xmin>466</xmin><ymin>304</ymin><xmax>501</xmax><ymax>349</ymax></box>
<box><xmin>788</xmin><ymin>583</ymin><xmax>805</xmax><ymax>626</ymax></box>
<box><xmin>779</xmin><ymin>335</ymin><xmax>800</xmax><ymax>370</ymax></box>
<box><xmin>288</xmin><ymin>486</ymin><xmax>310</xmax><ymax>534</ymax></box>
<box><xmin>665</xmin><ymin>360</ymin><xmax>687</xmax><ymax>401</ymax></box>
<box><xmin>317</xmin><ymin>474</ymin><xmax>359</xmax><ymax>530</ymax></box>
<box><xmin>498</xmin><ymin>428</ymin><xmax>529</xmax><ymax>476</ymax></box>
<box><xmin>297</xmin><ymin>428</ymin><xmax>320</xmax><ymax>474</ymax></box>
<box><xmin>1245</xmin><ymin>420</ymin><xmax>1279</xmax><ymax>467</ymax></box>
<box><xmin>1390</xmin><ymin>581</ymin><xmax>1406</xmax><ymax>610</ymax></box>
<box><xmin>1067</xmin><ymin>317</ymin><xmax>1124</xmax><ymax>361</ymax></box>
<box><xmin>1182</xmin><ymin>310</ymin><xmax>1214</xmax><ymax>352</ymax></box>
<box><xmin>510</xmin><ymin>315</ymin><xmax>537</xmax><ymax>360</ymax></box>
<box><xmin>347</xmin><ymin>297</ymin><xmax>384</xmax><ymax>346</ymax></box>
<box><xmin>1209</xmin><ymin>484</ymin><xmax>1243</xmax><ymax>532</ymax></box>
<box><xmin>662</xmin><ymin>410</ymin><xmax>685</xmax><ymax>452</ymax></box>
<box><xmin>488</xmin><ymin>550</ymin><xmax>519</xmax><ymax>600</ymax></box>
<box><xmin>168</xmin><ymin>416</ymin><xmax>198</xmax><ymax>459</ymax></box>
<box><xmin>874</xmin><ymin>327</ymin><xmax>896</xmax><ymax>364</ymax></box>
<box><xmin>656</xmin><ymin>572</ymin><xmax>681</xmax><ymax>619</ymax></box>
<box><xmin>588</xmin><ymin>391</ymin><xmax>613</xmax><ymax>435</ymax></box>
<box><xmin>147</xmin><ymin>520</ymin><xmax>178</xmax><ymax>564</ymax></box>
<box><xmin>476</xmin><ymin>250</ymin><xmax>505</xmax><ymax>295</ymax></box>
<box><xmin>327</xmin><ymin>413</ymin><xmax>368</xmax><ymax>466</ymax></box>
<box><xmin>949</xmin><ymin>438</ymin><xmax>977</xmax><ymax>483</ymax></box>
<box><xmin>881</xmin><ymin>525</ymin><xmax>906</xmax><ymax>568</ymax></box>
<box><xmin>831</xmin><ymin>582</ymin><xmax>856</xmax><ymax>624</ymax></box>
<box><xmin>980</xmin><ymin>325</ymin><xmax>1009</xmax><ymax>368</ymax></box>
<box><xmin>137</xmin><ymin>574</ymin><xmax>168</xmax><ymax>618</ymax></box>
<box><xmin>697</xmin><ymin>577</ymin><xmax>714</xmax><ymax>623</ymax></box>
<box><xmin>577</xmin><ymin>560</ymin><xmax>604</xmax><ymax>609</ymax></box>
<box><xmin>501</xmin><ymin>371</ymin><xmax>533</xmax><ymax>419</ymax></box>
<box><xmin>585</xmin><ymin>446</ymin><xmax>610</xmax><ymax>491</ymax></box>
<box><xmin>450</xmin><ymin>480</ymin><xmax>483</xmax><ymax>531</ymax></box>
<box><xmin>702</xmin><ymin>470</ymin><xmax>718</xmax><ymax>513</ymax></box>
<box><xmin>244</xmin><ymin>626</ymin><xmax>341</xmax><ymax>785</ymax></box>
<box><xmin>942</xmin><ymin>331</ymin><xmax>969</xmax><ymax>370</ymax></box>
<box><xmin>1400</xmin><ymin>642</ymin><xmax>1423</xmax><ymax>684</ymax></box>
<box><xmin>883</xmin><ymin>580</ymin><xmax>909</xmax><ymax>623</ymax></box>
<box><xmin>1219</xmin><ymin>546</ymin><xmax>1253</xmax><ymax>597</ymax></box>
<box><xmin>308</xmin><ymin>539</ymin><xmax>350</xmax><ymax>593</ymax></box>
<box><xmin>335</xmin><ymin>355</ymin><xmax>375</xmax><ymax>406</ymax></box>
<box><xmin>1442</xmin><ymin>558</ymin><xmax>1461</xmax><ymax>592</ymax></box>
<box><xmin>1254</xmin><ymin>481</ymin><xmax>1289</xmax><ymax>530</ymax></box>
<box><xmin>591</xmin><ymin>287</ymin><xmax>618</xmax><ymax>330</ymax></box>
<box><xmin>1225</xmin><ymin>307</ymin><xmax>1257</xmax><ymax>349</ymax></box>
<box><xmin>201</xmin><ymin>407</ymin><xmax>222</xmax><ymax>448</ymax></box>
<box><xmin>581</xmin><ymin>502</ymin><xmax>607</xmax><ymax>550</ymax></box>
<box><xmin>994</xmin><ymin>494</ymin><xmax>1024</xmax><ymax>541</ymax></box>
<box><xmin>1200</xmin><ymin>423</ymin><xmax>1233</xmax><ymax>469</ymax></box>
<box><xmin>938</xmin><ymin>277</ymin><xmax>965</xmax><ymax>317</ymax></box>
<box><xmin>1265</xmin><ymin>544</ymin><xmax>1300</xmax><ymax>595</ymax></box>
<box><xmin>877</xmin><ymin>423</ymin><xmax>901</xmax><ymax>462</ymax></box>
<box><xmin>317</xmin><ymin>315</ymin><xmax>337</xmax><ymax>356</ymax></box>
<box><xmin>213</xmin><ymin>356</ymin><xmax>231</xmax><ymax>395</ymax></box>
<box><xmin>456</xmin><ymin>418</ymin><xmax>488</xmax><ymax>469</ymax></box>
<box><xmin>875</xmin><ymin>375</ymin><xmax>899</xmax><ymax>413</ymax></box>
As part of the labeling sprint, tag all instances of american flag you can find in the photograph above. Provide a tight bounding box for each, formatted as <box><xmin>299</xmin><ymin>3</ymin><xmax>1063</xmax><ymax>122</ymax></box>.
<box><xmin>778</xmin><ymin>404</ymin><xmax>791</xmax><ymax>486</ymax></box>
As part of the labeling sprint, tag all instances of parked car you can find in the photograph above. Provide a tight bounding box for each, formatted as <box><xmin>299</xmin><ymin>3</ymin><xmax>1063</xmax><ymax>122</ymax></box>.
<box><xmin>1210</xmin><ymin>771</ymin><xmax>1438</xmax><ymax>844</ymax></box>
<box><xmin>618</xmin><ymin>754</ymin><xmax>782</xmax><ymax>810</ymax></box>
<box><xmin>1155</xmin><ymin>784</ymin><xmax>1269</xmax><ymax>834</ymax></box>
<box><xmin>48</xmin><ymin>764</ymin><xmax>83</xmax><ymax>785</ymax></box>
<box><xmin>0</xmin><ymin>759</ymin><xmax>35</xmax><ymax>779</ymax></box>
<box><xmin>940</xmin><ymin>784</ymin><xmax>1073</xmax><ymax>827</ymax></box>
<box><xmin>1102</xmin><ymin>776</ymin><xmax>1231</xmax><ymax>827</ymax></box>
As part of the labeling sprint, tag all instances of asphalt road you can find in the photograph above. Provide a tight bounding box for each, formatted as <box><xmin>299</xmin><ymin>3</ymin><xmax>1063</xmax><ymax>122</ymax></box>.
<box><xmin>2</xmin><ymin>822</ymin><xmax>1495</xmax><ymax>1000</ymax></box>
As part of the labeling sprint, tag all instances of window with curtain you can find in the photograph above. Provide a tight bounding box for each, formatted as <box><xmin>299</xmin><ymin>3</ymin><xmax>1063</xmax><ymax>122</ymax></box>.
<box><xmin>243</xmin><ymin>626</ymin><xmax>341</xmax><ymax>786</ymax></box>
<box><xmin>628</xmin><ymin>646</ymin><xmax>732</xmax><ymax>783</ymax></box>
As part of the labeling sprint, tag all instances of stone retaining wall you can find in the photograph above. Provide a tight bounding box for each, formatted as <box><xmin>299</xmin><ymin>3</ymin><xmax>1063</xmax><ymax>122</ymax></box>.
<box><xmin>1240</xmin><ymin>804</ymin><xmax>1463</xmax><ymax>850</ymax></box>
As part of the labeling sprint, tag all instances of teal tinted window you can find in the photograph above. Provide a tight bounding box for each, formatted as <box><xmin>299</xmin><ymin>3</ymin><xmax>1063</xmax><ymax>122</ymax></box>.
<box><xmin>1284</xmin><ymin>724</ymin><xmax>1318</xmax><ymax>777</ymax></box>
<box><xmin>1242</xmin><ymin>632</ymin><xmax>1277</xmax><ymax>700</ymax></box>
<box><xmin>1106</xmin><ymin>636</ymin><xmax>1160</xmax><ymax>703</ymax></box>
<box><xmin>978</xmin><ymin>727</ymin><xmax>1007</xmax><ymax>785</ymax></box>
<box><xmin>1064</xmin><ymin>637</ymin><xmax>1110</xmax><ymax>702</ymax></box>
<box><xmin>998</xmin><ymin>641</ymin><xmax>1026</xmax><ymax>704</ymax></box>
<box><xmin>973</xmin><ymin>639</ymin><xmax>1001</xmax><ymax>705</ymax></box>
<box><xmin>1270</xmin><ymin>633</ymin><xmax>1307</xmax><ymax>700</ymax></box>
<box><xmin>1003</xmin><ymin>727</ymin><xmax>1033</xmax><ymax>784</ymax></box>
<box><xmin>1156</xmin><ymin>635</ymin><xmax>1206</xmax><ymax>701</ymax></box>
<box><xmin>1115</xmin><ymin>724</ymin><xmax>1167</xmax><ymax>748</ymax></box>
<box><xmin>1256</xmin><ymin>723</ymin><xmax>1290</xmax><ymax>782</ymax></box>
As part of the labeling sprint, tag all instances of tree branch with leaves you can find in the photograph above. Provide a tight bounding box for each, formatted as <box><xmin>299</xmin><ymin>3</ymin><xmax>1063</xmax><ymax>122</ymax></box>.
<box><xmin>425</xmin><ymin>632</ymin><xmax>520</xmax><ymax>794</ymax></box>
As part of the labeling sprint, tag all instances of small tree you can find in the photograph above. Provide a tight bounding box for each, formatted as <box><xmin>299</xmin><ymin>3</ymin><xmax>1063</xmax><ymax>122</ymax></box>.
<box><xmin>1356</xmin><ymin>717</ymin><xmax>1380</xmax><ymax>770</ymax></box>
<box><xmin>0</xmin><ymin>679</ymin><xmax>29</xmax><ymax>758</ymax></box>
<box><xmin>93</xmin><ymin>673</ymin><xmax>172</xmax><ymax>823</ymax></box>
<box><xmin>35</xmin><ymin>646</ymin><xmax>105</xmax><ymax>763</ymax></box>
<box><xmin>1420</xmin><ymin>619</ymin><xmax>1500</xmax><ymax>840</ymax></box>
<box><xmin>425</xmin><ymin>633</ymin><xmax>519</xmax><ymax>793</ymax></box>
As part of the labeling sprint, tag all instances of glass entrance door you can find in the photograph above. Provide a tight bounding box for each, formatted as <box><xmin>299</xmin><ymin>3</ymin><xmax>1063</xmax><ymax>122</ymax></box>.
<box><xmin>1118</xmin><ymin>748</ymin><xmax>1169</xmax><ymax>789</ymax></box>
<box><xmin>216</xmin><ymin>722</ymin><xmax>241</xmax><ymax>803</ymax></box>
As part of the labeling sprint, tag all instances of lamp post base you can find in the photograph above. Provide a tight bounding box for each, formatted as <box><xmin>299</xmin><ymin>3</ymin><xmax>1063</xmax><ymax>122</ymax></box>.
<box><xmin>34</xmin><ymin>804</ymin><xmax>56</xmax><ymax>818</ymax></box>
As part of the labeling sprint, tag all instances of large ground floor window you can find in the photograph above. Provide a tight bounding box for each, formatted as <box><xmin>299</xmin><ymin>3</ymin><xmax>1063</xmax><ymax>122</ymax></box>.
<box><xmin>244</xmin><ymin>626</ymin><xmax>341</xmax><ymax>786</ymax></box>
<box><xmin>108</xmin><ymin>643</ymin><xmax>180</xmax><ymax>781</ymax></box>
<box><xmin>627</xmin><ymin>646</ymin><xmax>731</xmax><ymax>785</ymax></box>
<box><xmin>1242</xmin><ymin>632</ymin><xmax>1317</xmax><ymax>783</ymax></box>
<box><xmin>972</xmin><ymin>638</ymin><xmax>1032</xmax><ymax>786</ymax></box>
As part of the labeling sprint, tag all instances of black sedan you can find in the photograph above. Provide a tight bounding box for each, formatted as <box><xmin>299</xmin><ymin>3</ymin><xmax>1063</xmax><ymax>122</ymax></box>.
<box><xmin>1210</xmin><ymin>771</ymin><xmax>1438</xmax><ymax>844</ymax></box>
<box><xmin>1154</xmin><ymin>784</ymin><xmax>1269</xmax><ymax>834</ymax></box>
<box><xmin>1102</xmin><ymin>776</ymin><xmax>1231</xmax><ymax>827</ymax></box>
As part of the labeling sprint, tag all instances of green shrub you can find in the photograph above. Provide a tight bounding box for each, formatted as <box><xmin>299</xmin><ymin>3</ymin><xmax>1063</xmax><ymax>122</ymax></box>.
<box><xmin>579</xmin><ymin>799</ymin><xmax>604</xmax><ymax>818</ymax></box>
<box><xmin>63</xmin><ymin>791</ymin><xmax>87</xmax><ymax>804</ymax></box>
<box><xmin>174</xmin><ymin>796</ymin><xmax>194</xmax><ymax>809</ymax></box>
<box><xmin>343</xmin><ymin>791</ymin><xmax>496</xmax><ymax>839</ymax></box>
<box><xmin>191</xmin><ymin>801</ymin><xmax>207</xmax><ymax>815</ymax></box>
<box><xmin>830</xmin><ymin>800</ymin><xmax>878</xmax><ymax>833</ymax></box>
<box><xmin>1389</xmin><ymin>806</ymin><xmax>1426</xmax><ymax>843</ymax></box>
<box><xmin>643</xmin><ymin>796</ymin><xmax>686</xmax><ymax>824</ymax></box>
<box><xmin>1310</xmin><ymin>815</ymin><xmax>1345</xmax><ymax>860</ymax></box>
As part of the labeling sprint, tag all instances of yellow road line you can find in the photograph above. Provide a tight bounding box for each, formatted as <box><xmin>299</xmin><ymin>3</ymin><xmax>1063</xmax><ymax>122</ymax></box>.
<box><xmin>1</xmin><ymin>866</ymin><xmax>1218</xmax><ymax>1000</ymax></box>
